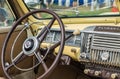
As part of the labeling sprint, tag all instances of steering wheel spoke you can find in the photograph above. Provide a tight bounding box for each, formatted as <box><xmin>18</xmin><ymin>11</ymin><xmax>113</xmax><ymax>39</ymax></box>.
<box><xmin>34</xmin><ymin>52</ymin><xmax>48</xmax><ymax>71</ymax></box>
<box><xmin>34</xmin><ymin>52</ymin><xmax>42</xmax><ymax>63</ymax></box>
<box><xmin>37</xmin><ymin>18</ymin><xmax>56</xmax><ymax>42</ymax></box>
<box><xmin>49</xmin><ymin>34</ymin><xmax>74</xmax><ymax>50</ymax></box>
<box><xmin>12</xmin><ymin>51</ymin><xmax>24</xmax><ymax>63</ymax></box>
<box><xmin>41</xmin><ymin>60</ymin><xmax>48</xmax><ymax>72</ymax></box>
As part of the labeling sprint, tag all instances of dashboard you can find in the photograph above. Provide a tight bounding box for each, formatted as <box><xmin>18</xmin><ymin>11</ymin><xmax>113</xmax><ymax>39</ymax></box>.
<box><xmin>43</xmin><ymin>29</ymin><xmax>81</xmax><ymax>47</ymax></box>
<box><xmin>42</xmin><ymin>28</ymin><xmax>81</xmax><ymax>60</ymax></box>
<box><xmin>81</xmin><ymin>26</ymin><xmax>120</xmax><ymax>79</ymax></box>
<box><xmin>43</xmin><ymin>25</ymin><xmax>120</xmax><ymax>79</ymax></box>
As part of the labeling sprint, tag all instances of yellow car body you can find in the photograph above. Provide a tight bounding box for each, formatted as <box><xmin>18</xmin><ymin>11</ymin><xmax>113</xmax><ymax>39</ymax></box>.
<box><xmin>0</xmin><ymin>0</ymin><xmax>120</xmax><ymax>79</ymax></box>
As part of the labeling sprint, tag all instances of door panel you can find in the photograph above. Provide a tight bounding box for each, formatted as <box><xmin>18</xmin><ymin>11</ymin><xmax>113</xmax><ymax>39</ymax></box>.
<box><xmin>0</xmin><ymin>26</ymin><xmax>33</xmax><ymax>76</ymax></box>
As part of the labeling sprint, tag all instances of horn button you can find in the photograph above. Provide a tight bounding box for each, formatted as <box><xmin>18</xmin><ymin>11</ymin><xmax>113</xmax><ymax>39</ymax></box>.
<box><xmin>23</xmin><ymin>37</ymin><xmax>39</xmax><ymax>56</ymax></box>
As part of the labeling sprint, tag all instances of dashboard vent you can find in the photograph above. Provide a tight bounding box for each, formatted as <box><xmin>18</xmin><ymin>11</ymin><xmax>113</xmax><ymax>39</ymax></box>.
<box><xmin>92</xmin><ymin>34</ymin><xmax>120</xmax><ymax>51</ymax></box>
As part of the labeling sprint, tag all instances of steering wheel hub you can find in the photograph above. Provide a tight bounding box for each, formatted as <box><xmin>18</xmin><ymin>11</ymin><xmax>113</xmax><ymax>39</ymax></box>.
<box><xmin>23</xmin><ymin>37</ymin><xmax>39</xmax><ymax>56</ymax></box>
<box><xmin>24</xmin><ymin>39</ymin><xmax>34</xmax><ymax>51</ymax></box>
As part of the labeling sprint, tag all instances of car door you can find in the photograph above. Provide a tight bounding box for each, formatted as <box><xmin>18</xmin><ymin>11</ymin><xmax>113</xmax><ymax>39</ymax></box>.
<box><xmin>0</xmin><ymin>0</ymin><xmax>33</xmax><ymax>77</ymax></box>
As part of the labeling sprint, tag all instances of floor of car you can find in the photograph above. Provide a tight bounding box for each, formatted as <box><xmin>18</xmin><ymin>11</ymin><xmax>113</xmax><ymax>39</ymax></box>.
<box><xmin>0</xmin><ymin>59</ymin><xmax>98</xmax><ymax>79</ymax></box>
<box><xmin>0</xmin><ymin>70</ymin><xmax>35</xmax><ymax>79</ymax></box>
<box><xmin>0</xmin><ymin>65</ymin><xmax>98</xmax><ymax>79</ymax></box>
<box><xmin>11</xmin><ymin>65</ymin><xmax>91</xmax><ymax>79</ymax></box>
<box><xmin>12</xmin><ymin>70</ymin><xmax>35</xmax><ymax>79</ymax></box>
<box><xmin>47</xmin><ymin>65</ymin><xmax>91</xmax><ymax>79</ymax></box>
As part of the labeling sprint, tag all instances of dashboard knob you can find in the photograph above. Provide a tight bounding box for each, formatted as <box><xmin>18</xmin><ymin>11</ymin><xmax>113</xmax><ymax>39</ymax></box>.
<box><xmin>73</xmin><ymin>29</ymin><xmax>80</xmax><ymax>35</ymax></box>
<box><xmin>95</xmin><ymin>71</ymin><xmax>101</xmax><ymax>76</ymax></box>
<box><xmin>111</xmin><ymin>73</ymin><xmax>118</xmax><ymax>79</ymax></box>
<box><xmin>84</xmin><ymin>69</ymin><xmax>90</xmax><ymax>74</ymax></box>
<box><xmin>80</xmin><ymin>52</ymin><xmax>87</xmax><ymax>59</ymax></box>
<box><xmin>71</xmin><ymin>48</ymin><xmax>76</xmax><ymax>53</ymax></box>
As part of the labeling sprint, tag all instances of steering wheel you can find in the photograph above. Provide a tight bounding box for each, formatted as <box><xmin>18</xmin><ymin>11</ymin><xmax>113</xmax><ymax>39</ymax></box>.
<box><xmin>1</xmin><ymin>9</ymin><xmax>65</xmax><ymax>79</ymax></box>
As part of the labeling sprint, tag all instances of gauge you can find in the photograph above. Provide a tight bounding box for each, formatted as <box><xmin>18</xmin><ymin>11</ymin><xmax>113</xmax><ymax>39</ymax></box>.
<box><xmin>65</xmin><ymin>32</ymin><xmax>74</xmax><ymax>45</ymax></box>
<box><xmin>54</xmin><ymin>31</ymin><xmax>61</xmax><ymax>42</ymax></box>
<box><xmin>44</xmin><ymin>31</ymin><xmax>54</xmax><ymax>43</ymax></box>
<box><xmin>101</xmin><ymin>52</ymin><xmax>109</xmax><ymax>61</ymax></box>
<box><xmin>75</xmin><ymin>35</ymin><xmax>81</xmax><ymax>46</ymax></box>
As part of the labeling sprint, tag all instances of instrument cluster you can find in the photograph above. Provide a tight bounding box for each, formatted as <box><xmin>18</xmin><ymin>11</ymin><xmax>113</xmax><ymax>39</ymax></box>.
<box><xmin>43</xmin><ymin>29</ymin><xmax>81</xmax><ymax>47</ymax></box>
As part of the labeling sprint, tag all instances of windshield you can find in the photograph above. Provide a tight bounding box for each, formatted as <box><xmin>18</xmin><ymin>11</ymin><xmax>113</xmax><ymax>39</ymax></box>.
<box><xmin>24</xmin><ymin>0</ymin><xmax>119</xmax><ymax>18</ymax></box>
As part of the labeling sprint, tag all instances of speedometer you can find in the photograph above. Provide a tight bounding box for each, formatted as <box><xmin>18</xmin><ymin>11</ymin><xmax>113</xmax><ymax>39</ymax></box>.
<box><xmin>54</xmin><ymin>31</ymin><xmax>61</xmax><ymax>42</ymax></box>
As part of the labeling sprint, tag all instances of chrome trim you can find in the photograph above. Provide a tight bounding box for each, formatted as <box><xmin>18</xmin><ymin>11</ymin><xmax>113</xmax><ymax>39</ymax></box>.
<box><xmin>81</xmin><ymin>29</ymin><xmax>120</xmax><ymax>67</ymax></box>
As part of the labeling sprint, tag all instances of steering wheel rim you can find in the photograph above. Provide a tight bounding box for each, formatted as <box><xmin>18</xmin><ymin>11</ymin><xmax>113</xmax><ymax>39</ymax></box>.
<box><xmin>1</xmin><ymin>9</ymin><xmax>65</xmax><ymax>79</ymax></box>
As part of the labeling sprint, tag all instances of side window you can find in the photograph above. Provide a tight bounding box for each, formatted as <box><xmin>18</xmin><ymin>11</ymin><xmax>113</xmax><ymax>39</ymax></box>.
<box><xmin>0</xmin><ymin>0</ymin><xmax>15</xmax><ymax>27</ymax></box>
